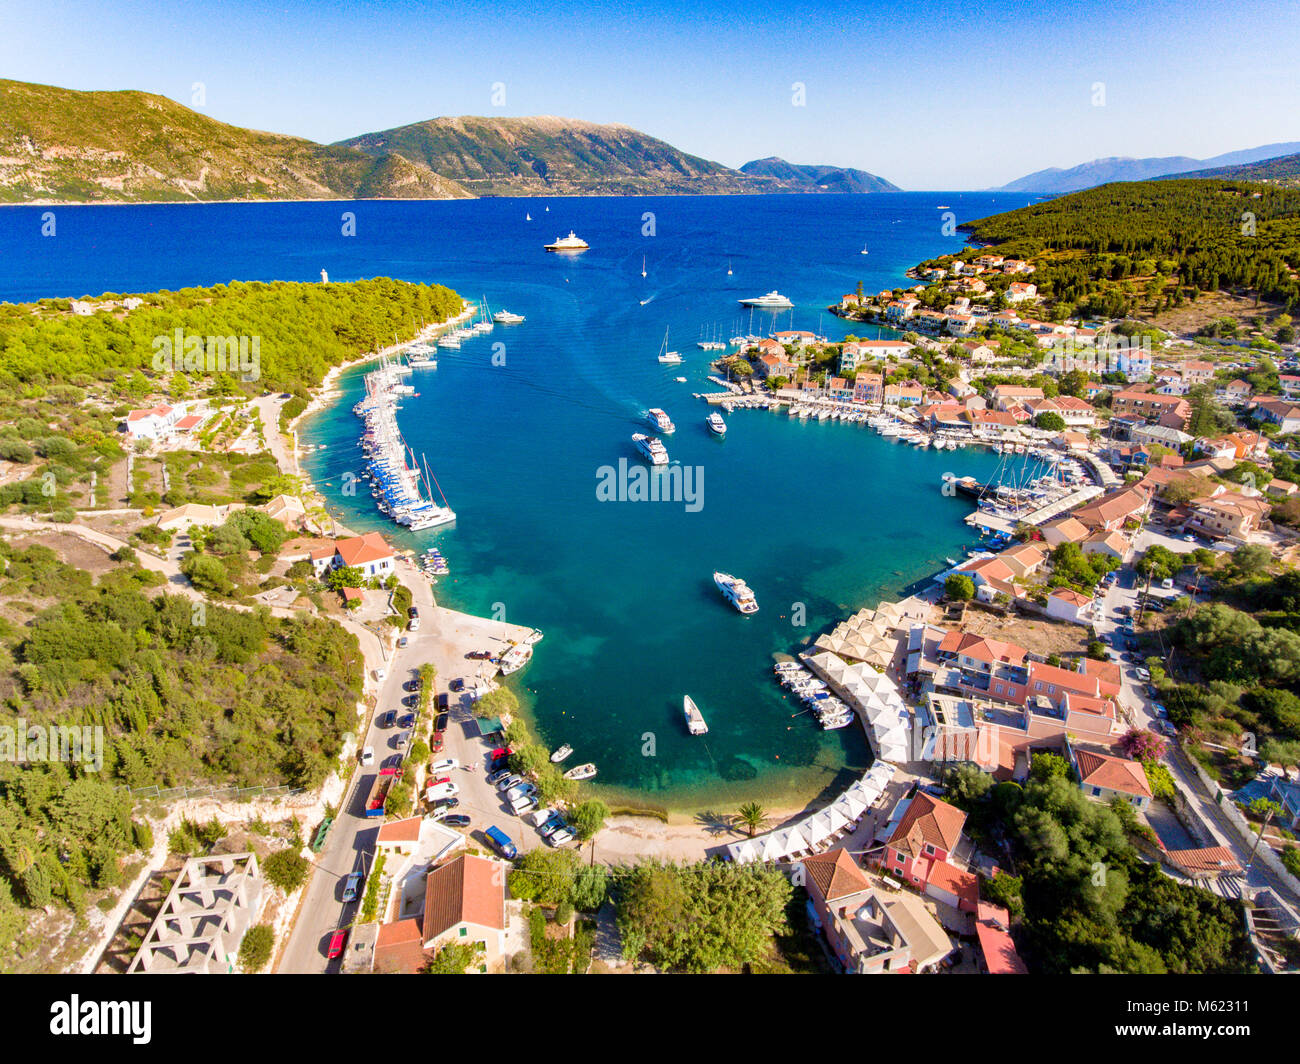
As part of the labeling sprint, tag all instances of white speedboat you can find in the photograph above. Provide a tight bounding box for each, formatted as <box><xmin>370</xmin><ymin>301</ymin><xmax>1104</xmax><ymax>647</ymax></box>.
<box><xmin>646</xmin><ymin>408</ymin><xmax>675</xmax><ymax>434</ymax></box>
<box><xmin>713</xmin><ymin>571</ymin><xmax>758</xmax><ymax>614</ymax></box>
<box><xmin>493</xmin><ymin>309</ymin><xmax>525</xmax><ymax>324</ymax></box>
<box><xmin>550</xmin><ymin>744</ymin><xmax>574</xmax><ymax>764</ymax></box>
<box><xmin>738</xmin><ymin>290</ymin><xmax>793</xmax><ymax>308</ymax></box>
<box><xmin>632</xmin><ymin>433</ymin><xmax>669</xmax><ymax>465</ymax></box>
<box><xmin>544</xmin><ymin>231</ymin><xmax>589</xmax><ymax>251</ymax></box>
<box><xmin>684</xmin><ymin>695</ymin><xmax>708</xmax><ymax>736</ymax></box>
<box><xmin>707</xmin><ymin>412</ymin><xmax>726</xmax><ymax>436</ymax></box>
<box><xmin>564</xmin><ymin>762</ymin><xmax>597</xmax><ymax>781</ymax></box>
<box><xmin>498</xmin><ymin>644</ymin><xmax>533</xmax><ymax>675</ymax></box>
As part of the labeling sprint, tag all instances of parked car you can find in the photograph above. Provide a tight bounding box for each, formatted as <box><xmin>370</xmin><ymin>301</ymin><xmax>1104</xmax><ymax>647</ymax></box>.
<box><xmin>547</xmin><ymin>827</ymin><xmax>574</xmax><ymax>846</ymax></box>
<box><xmin>538</xmin><ymin>816</ymin><xmax>566</xmax><ymax>838</ymax></box>
<box><xmin>328</xmin><ymin>928</ymin><xmax>349</xmax><ymax>959</ymax></box>
<box><xmin>1183</xmin><ymin>534</ymin><xmax>1197</xmax><ymax>543</ymax></box>
<box><xmin>399</xmin><ymin>713</ymin><xmax>416</xmax><ymax>729</ymax></box>
<box><xmin>486</xmin><ymin>768</ymin><xmax>513</xmax><ymax>786</ymax></box>
<box><xmin>407</xmin><ymin>606</ymin><xmax>419</xmax><ymax>619</ymax></box>
<box><xmin>397</xmin><ymin>636</ymin><xmax>409</xmax><ymax>649</ymax></box>
<box><xmin>430</xmin><ymin>734</ymin><xmax>445</xmax><ymax>754</ymax></box>
<box><xmin>506</xmin><ymin>781</ymin><xmax>539</xmax><ymax>802</ymax></box>
<box><xmin>440</xmin><ymin>814</ymin><xmax>471</xmax><ymax>828</ymax></box>
<box><xmin>449</xmin><ymin>678</ymin><xmax>465</xmax><ymax>692</ymax></box>
<box><xmin>372</xmin><ymin>668</ymin><xmax>386</xmax><ymax>682</ymax></box>
<box><xmin>380</xmin><ymin>710</ymin><xmax>396</xmax><ymax>728</ymax></box>
<box><xmin>509</xmin><ymin>794</ymin><xmax>538</xmax><ymax>815</ymax></box>
<box><xmin>403</xmin><ymin>679</ymin><xmax>420</xmax><ymax>693</ymax></box>
<box><xmin>426</xmin><ymin>781</ymin><xmax>459</xmax><ymax>801</ymax></box>
<box><xmin>430</xmin><ymin>796</ymin><xmax>460</xmax><ymax>811</ymax></box>
<box><xmin>1134</xmin><ymin>667</ymin><xmax>1150</xmax><ymax>682</ymax></box>
<box><xmin>1161</xmin><ymin>577</ymin><xmax>1175</xmax><ymax>589</ymax></box>
<box><xmin>430</xmin><ymin>757</ymin><xmax>459</xmax><ymax>773</ymax></box>
<box><xmin>394</xmin><ymin>732</ymin><xmax>409</xmax><ymax>751</ymax></box>
<box><xmin>496</xmin><ymin>773</ymin><xmax>524</xmax><ymax>792</ymax></box>
<box><xmin>435</xmin><ymin>712</ymin><xmax>449</xmax><ymax>732</ymax></box>
<box><xmin>341</xmin><ymin>872</ymin><xmax>362</xmax><ymax>903</ymax></box>
<box><xmin>485</xmin><ymin>825</ymin><xmax>517</xmax><ymax>860</ymax></box>
<box><xmin>360</xmin><ymin>746</ymin><xmax>374</xmax><ymax>767</ymax></box>
<box><xmin>466</xmin><ymin>650</ymin><xmax>493</xmax><ymax>660</ymax></box>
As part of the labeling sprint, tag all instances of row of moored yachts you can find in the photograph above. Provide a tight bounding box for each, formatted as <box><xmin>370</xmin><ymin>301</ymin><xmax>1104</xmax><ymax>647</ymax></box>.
<box><xmin>773</xmin><ymin>661</ymin><xmax>854</xmax><ymax>730</ymax></box>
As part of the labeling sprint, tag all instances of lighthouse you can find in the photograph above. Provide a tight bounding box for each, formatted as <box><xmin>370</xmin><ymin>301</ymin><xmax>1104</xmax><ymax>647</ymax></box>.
<box><xmin>320</xmin><ymin>269</ymin><xmax>328</xmax><ymax>284</ymax></box>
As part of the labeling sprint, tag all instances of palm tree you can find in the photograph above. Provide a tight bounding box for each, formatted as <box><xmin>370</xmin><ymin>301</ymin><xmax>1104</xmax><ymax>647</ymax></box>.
<box><xmin>736</xmin><ymin>802</ymin><xmax>768</xmax><ymax>838</ymax></box>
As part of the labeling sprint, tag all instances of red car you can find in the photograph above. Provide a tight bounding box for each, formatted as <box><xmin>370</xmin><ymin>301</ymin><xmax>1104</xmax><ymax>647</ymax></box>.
<box><xmin>430</xmin><ymin>734</ymin><xmax>445</xmax><ymax>754</ymax></box>
<box><xmin>490</xmin><ymin>746</ymin><xmax>513</xmax><ymax>762</ymax></box>
<box><xmin>328</xmin><ymin>928</ymin><xmax>349</xmax><ymax>959</ymax></box>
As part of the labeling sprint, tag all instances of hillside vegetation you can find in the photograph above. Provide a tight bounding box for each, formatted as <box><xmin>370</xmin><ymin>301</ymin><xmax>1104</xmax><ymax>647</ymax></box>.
<box><xmin>0</xmin><ymin>277</ymin><xmax>464</xmax><ymax>394</ymax></box>
<box><xmin>339</xmin><ymin>114</ymin><xmax>776</xmax><ymax>196</ymax></box>
<box><xmin>0</xmin><ymin>79</ymin><xmax>470</xmax><ymax>203</ymax></box>
<box><xmin>959</xmin><ymin>179</ymin><xmax>1300</xmax><ymax>317</ymax></box>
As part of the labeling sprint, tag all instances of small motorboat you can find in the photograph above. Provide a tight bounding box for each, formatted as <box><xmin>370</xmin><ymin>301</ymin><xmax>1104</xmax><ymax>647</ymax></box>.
<box><xmin>550</xmin><ymin>744</ymin><xmax>574</xmax><ymax>764</ymax></box>
<box><xmin>564</xmin><ymin>762</ymin><xmax>597</xmax><ymax>781</ymax></box>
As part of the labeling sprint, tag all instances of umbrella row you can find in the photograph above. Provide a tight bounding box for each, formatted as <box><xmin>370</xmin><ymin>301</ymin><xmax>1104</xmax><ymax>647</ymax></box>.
<box><xmin>726</xmin><ymin>762</ymin><xmax>895</xmax><ymax>864</ymax></box>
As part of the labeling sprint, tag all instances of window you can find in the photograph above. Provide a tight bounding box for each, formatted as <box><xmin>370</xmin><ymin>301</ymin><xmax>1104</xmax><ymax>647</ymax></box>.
<box><xmin>924</xmin><ymin>844</ymin><xmax>934</xmax><ymax>855</ymax></box>
<box><xmin>458</xmin><ymin>927</ymin><xmax>467</xmax><ymax>937</ymax></box>
<box><xmin>1092</xmin><ymin>787</ymin><xmax>1102</xmax><ymax>796</ymax></box>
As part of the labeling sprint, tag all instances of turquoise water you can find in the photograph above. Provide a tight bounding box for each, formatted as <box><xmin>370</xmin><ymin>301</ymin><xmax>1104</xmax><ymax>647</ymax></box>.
<box><xmin>0</xmin><ymin>191</ymin><xmax>1029</xmax><ymax>811</ymax></box>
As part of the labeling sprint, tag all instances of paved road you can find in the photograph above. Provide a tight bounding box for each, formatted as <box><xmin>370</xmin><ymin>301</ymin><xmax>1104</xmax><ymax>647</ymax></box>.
<box><xmin>276</xmin><ymin>557</ymin><xmax>555</xmax><ymax>973</ymax></box>
<box><xmin>1096</xmin><ymin>567</ymin><xmax>1300</xmax><ymax>907</ymax></box>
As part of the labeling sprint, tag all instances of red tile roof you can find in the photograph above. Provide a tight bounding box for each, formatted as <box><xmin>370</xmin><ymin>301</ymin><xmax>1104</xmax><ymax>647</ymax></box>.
<box><xmin>335</xmin><ymin>531</ymin><xmax>394</xmax><ymax>567</ymax></box>
<box><xmin>888</xmin><ymin>792</ymin><xmax>967</xmax><ymax>858</ymax></box>
<box><xmin>373</xmin><ymin>918</ymin><xmax>427</xmax><ymax>974</ymax></box>
<box><xmin>802</xmin><ymin>848</ymin><xmax>871</xmax><ymax>902</ymax></box>
<box><xmin>421</xmin><ymin>854</ymin><xmax>505</xmax><ymax>943</ymax></box>
<box><xmin>1075</xmin><ymin>749</ymin><xmax>1151</xmax><ymax>798</ymax></box>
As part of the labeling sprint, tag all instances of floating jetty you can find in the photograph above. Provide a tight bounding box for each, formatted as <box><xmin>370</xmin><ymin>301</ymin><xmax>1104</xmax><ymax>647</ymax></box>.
<box><xmin>354</xmin><ymin>355</ymin><xmax>456</xmax><ymax>531</ymax></box>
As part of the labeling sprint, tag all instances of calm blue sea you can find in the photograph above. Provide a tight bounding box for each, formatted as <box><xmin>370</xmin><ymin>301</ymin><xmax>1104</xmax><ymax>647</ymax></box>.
<box><xmin>0</xmin><ymin>191</ymin><xmax>1037</xmax><ymax>811</ymax></box>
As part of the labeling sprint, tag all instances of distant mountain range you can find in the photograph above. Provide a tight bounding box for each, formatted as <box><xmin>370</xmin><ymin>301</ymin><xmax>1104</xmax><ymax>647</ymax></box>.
<box><xmin>338</xmin><ymin>115</ymin><xmax>763</xmax><ymax>196</ymax></box>
<box><xmin>1161</xmin><ymin>151</ymin><xmax>1300</xmax><ymax>187</ymax></box>
<box><xmin>737</xmin><ymin>157</ymin><xmax>899</xmax><ymax>193</ymax></box>
<box><xmin>995</xmin><ymin>142</ymin><xmax>1300</xmax><ymax>194</ymax></box>
<box><xmin>0</xmin><ymin>79</ymin><xmax>471</xmax><ymax>203</ymax></box>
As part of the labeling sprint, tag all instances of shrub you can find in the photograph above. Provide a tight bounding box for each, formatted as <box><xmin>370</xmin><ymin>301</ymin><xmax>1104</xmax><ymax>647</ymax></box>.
<box><xmin>261</xmin><ymin>848</ymin><xmax>310</xmax><ymax>893</ymax></box>
<box><xmin>238</xmin><ymin>924</ymin><xmax>275</xmax><ymax>972</ymax></box>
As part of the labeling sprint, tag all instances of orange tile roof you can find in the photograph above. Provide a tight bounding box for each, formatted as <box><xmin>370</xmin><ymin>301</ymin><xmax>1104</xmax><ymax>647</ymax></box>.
<box><xmin>924</xmin><ymin>858</ymin><xmax>979</xmax><ymax>908</ymax></box>
<box><xmin>373</xmin><ymin>918</ymin><xmax>427</xmax><ymax>974</ymax></box>
<box><xmin>1075</xmin><ymin>749</ymin><xmax>1151</xmax><ymax>798</ymax></box>
<box><xmin>802</xmin><ymin>848</ymin><xmax>871</xmax><ymax>902</ymax></box>
<box><xmin>335</xmin><ymin>531</ymin><xmax>394</xmax><ymax>567</ymax></box>
<box><xmin>888</xmin><ymin>792</ymin><xmax>967</xmax><ymax>857</ymax></box>
<box><xmin>376</xmin><ymin>816</ymin><xmax>423</xmax><ymax>845</ymax></box>
<box><xmin>1028</xmin><ymin>661</ymin><xmax>1100</xmax><ymax>697</ymax></box>
<box><xmin>421</xmin><ymin>854</ymin><xmax>505</xmax><ymax>942</ymax></box>
<box><xmin>1163</xmin><ymin>847</ymin><xmax>1242</xmax><ymax>876</ymax></box>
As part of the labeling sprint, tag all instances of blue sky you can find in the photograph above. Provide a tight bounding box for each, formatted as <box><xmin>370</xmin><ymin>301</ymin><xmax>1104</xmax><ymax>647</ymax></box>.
<box><xmin>3</xmin><ymin>0</ymin><xmax>1298</xmax><ymax>189</ymax></box>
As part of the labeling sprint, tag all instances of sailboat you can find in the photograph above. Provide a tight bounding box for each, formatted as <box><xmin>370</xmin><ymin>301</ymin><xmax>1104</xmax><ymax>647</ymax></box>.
<box><xmin>860</xmin><ymin>243</ymin><xmax>869</xmax><ymax>255</ymax></box>
<box><xmin>727</xmin><ymin>259</ymin><xmax>733</xmax><ymax>276</ymax></box>
<box><xmin>641</xmin><ymin>255</ymin><xmax>647</xmax><ymax>278</ymax></box>
<box><xmin>656</xmin><ymin>327</ymin><xmax>683</xmax><ymax>364</ymax></box>
<box><xmin>526</xmin><ymin>211</ymin><xmax>532</xmax><ymax>221</ymax></box>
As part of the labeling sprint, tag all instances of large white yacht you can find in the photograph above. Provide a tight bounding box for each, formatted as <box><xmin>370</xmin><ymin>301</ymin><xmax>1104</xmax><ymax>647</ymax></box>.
<box><xmin>707</xmin><ymin>411</ymin><xmax>727</xmax><ymax>436</ymax></box>
<box><xmin>646</xmin><ymin>408</ymin><xmax>675</xmax><ymax>434</ymax></box>
<box><xmin>713</xmin><ymin>571</ymin><xmax>758</xmax><ymax>614</ymax></box>
<box><xmin>493</xmin><ymin>309</ymin><xmax>525</xmax><ymax>324</ymax></box>
<box><xmin>738</xmin><ymin>290</ymin><xmax>793</xmax><ymax>308</ymax></box>
<box><xmin>544</xmin><ymin>231</ymin><xmax>589</xmax><ymax>251</ymax></box>
<box><xmin>632</xmin><ymin>433</ymin><xmax>669</xmax><ymax>465</ymax></box>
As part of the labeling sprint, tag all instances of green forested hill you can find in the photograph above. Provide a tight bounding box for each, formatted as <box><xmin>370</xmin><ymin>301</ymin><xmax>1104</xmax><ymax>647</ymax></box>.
<box><xmin>0</xmin><ymin>277</ymin><xmax>464</xmax><ymax>393</ymax></box>
<box><xmin>1166</xmin><ymin>152</ymin><xmax>1300</xmax><ymax>187</ymax></box>
<box><xmin>0</xmin><ymin>79</ymin><xmax>470</xmax><ymax>202</ymax></box>
<box><xmin>959</xmin><ymin>179</ymin><xmax>1300</xmax><ymax>316</ymax></box>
